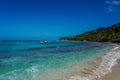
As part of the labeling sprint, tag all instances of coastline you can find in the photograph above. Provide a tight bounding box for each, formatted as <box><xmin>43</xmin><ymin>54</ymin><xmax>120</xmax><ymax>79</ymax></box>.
<box><xmin>0</xmin><ymin>42</ymin><xmax>119</xmax><ymax>80</ymax></box>
<box><xmin>101</xmin><ymin>59</ymin><xmax>120</xmax><ymax>80</ymax></box>
<box><xmin>69</xmin><ymin>44</ymin><xmax>120</xmax><ymax>80</ymax></box>
<box><xmin>101</xmin><ymin>43</ymin><xmax>120</xmax><ymax>80</ymax></box>
<box><xmin>93</xmin><ymin>44</ymin><xmax>120</xmax><ymax>80</ymax></box>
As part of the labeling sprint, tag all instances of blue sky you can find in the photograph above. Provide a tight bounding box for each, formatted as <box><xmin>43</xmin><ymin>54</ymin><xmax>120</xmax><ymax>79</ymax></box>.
<box><xmin>0</xmin><ymin>0</ymin><xmax>120</xmax><ymax>40</ymax></box>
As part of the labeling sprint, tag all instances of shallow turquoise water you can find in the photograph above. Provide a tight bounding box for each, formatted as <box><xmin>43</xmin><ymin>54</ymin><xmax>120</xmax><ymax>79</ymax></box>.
<box><xmin>0</xmin><ymin>41</ymin><xmax>113</xmax><ymax>80</ymax></box>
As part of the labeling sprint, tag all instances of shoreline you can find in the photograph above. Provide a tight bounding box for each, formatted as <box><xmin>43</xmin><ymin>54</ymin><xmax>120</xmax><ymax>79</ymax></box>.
<box><xmin>101</xmin><ymin>59</ymin><xmax>120</xmax><ymax>80</ymax></box>
<box><xmin>94</xmin><ymin>45</ymin><xmax>120</xmax><ymax>80</ymax></box>
<box><xmin>69</xmin><ymin>44</ymin><xmax>120</xmax><ymax>80</ymax></box>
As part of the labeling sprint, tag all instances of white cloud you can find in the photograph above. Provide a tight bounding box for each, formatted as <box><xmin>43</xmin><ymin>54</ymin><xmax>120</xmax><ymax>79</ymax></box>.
<box><xmin>105</xmin><ymin>0</ymin><xmax>120</xmax><ymax>12</ymax></box>
<box><xmin>105</xmin><ymin>0</ymin><xmax>120</xmax><ymax>5</ymax></box>
<box><xmin>113</xmin><ymin>0</ymin><xmax>120</xmax><ymax>5</ymax></box>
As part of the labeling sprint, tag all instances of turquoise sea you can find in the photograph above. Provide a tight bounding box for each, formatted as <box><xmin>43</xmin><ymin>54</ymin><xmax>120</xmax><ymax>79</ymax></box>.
<box><xmin>0</xmin><ymin>41</ymin><xmax>114</xmax><ymax>80</ymax></box>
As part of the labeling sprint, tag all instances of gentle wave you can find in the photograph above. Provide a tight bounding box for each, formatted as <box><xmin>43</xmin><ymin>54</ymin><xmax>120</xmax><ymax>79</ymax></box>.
<box><xmin>69</xmin><ymin>46</ymin><xmax>120</xmax><ymax>80</ymax></box>
<box><xmin>0</xmin><ymin>43</ymin><xmax>114</xmax><ymax>80</ymax></box>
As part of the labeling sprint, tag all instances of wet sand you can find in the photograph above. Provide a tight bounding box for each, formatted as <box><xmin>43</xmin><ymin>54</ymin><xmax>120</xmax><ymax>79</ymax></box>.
<box><xmin>101</xmin><ymin>59</ymin><xmax>120</xmax><ymax>80</ymax></box>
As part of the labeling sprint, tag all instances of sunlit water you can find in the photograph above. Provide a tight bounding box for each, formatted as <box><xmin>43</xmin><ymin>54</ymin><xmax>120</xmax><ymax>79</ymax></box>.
<box><xmin>0</xmin><ymin>41</ymin><xmax>114</xmax><ymax>80</ymax></box>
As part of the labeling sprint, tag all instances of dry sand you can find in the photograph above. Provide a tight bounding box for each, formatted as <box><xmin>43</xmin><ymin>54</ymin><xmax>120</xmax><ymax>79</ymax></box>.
<box><xmin>101</xmin><ymin>59</ymin><xmax>120</xmax><ymax>80</ymax></box>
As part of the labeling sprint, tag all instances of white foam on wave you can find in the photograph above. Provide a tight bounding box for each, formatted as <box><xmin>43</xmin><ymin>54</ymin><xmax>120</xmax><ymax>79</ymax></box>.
<box><xmin>0</xmin><ymin>45</ymin><xmax>120</xmax><ymax>80</ymax></box>
<box><xmin>0</xmin><ymin>65</ymin><xmax>40</xmax><ymax>80</ymax></box>
<box><xmin>112</xmin><ymin>46</ymin><xmax>119</xmax><ymax>50</ymax></box>
<box><xmin>69</xmin><ymin>46</ymin><xmax>120</xmax><ymax>80</ymax></box>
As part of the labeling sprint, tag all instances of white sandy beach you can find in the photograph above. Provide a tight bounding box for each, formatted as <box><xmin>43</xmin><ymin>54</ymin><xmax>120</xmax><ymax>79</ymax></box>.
<box><xmin>102</xmin><ymin>59</ymin><xmax>120</xmax><ymax>80</ymax></box>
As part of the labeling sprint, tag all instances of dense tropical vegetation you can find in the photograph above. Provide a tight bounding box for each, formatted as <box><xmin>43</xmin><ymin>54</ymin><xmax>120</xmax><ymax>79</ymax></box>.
<box><xmin>60</xmin><ymin>22</ymin><xmax>120</xmax><ymax>43</ymax></box>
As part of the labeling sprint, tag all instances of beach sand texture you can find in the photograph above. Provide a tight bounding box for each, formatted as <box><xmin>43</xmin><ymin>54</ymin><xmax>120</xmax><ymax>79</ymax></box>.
<box><xmin>69</xmin><ymin>45</ymin><xmax>120</xmax><ymax>80</ymax></box>
<box><xmin>102</xmin><ymin>59</ymin><xmax>120</xmax><ymax>80</ymax></box>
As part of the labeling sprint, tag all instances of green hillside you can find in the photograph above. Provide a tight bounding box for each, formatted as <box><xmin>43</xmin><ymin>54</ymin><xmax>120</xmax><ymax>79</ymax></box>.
<box><xmin>60</xmin><ymin>22</ymin><xmax>120</xmax><ymax>43</ymax></box>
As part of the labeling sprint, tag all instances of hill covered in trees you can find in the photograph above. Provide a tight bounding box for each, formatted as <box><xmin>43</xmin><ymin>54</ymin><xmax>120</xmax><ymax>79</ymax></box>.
<box><xmin>60</xmin><ymin>22</ymin><xmax>120</xmax><ymax>43</ymax></box>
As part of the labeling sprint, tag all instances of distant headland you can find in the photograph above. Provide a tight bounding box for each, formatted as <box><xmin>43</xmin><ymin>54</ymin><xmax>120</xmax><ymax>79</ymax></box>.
<box><xmin>60</xmin><ymin>22</ymin><xmax>120</xmax><ymax>43</ymax></box>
